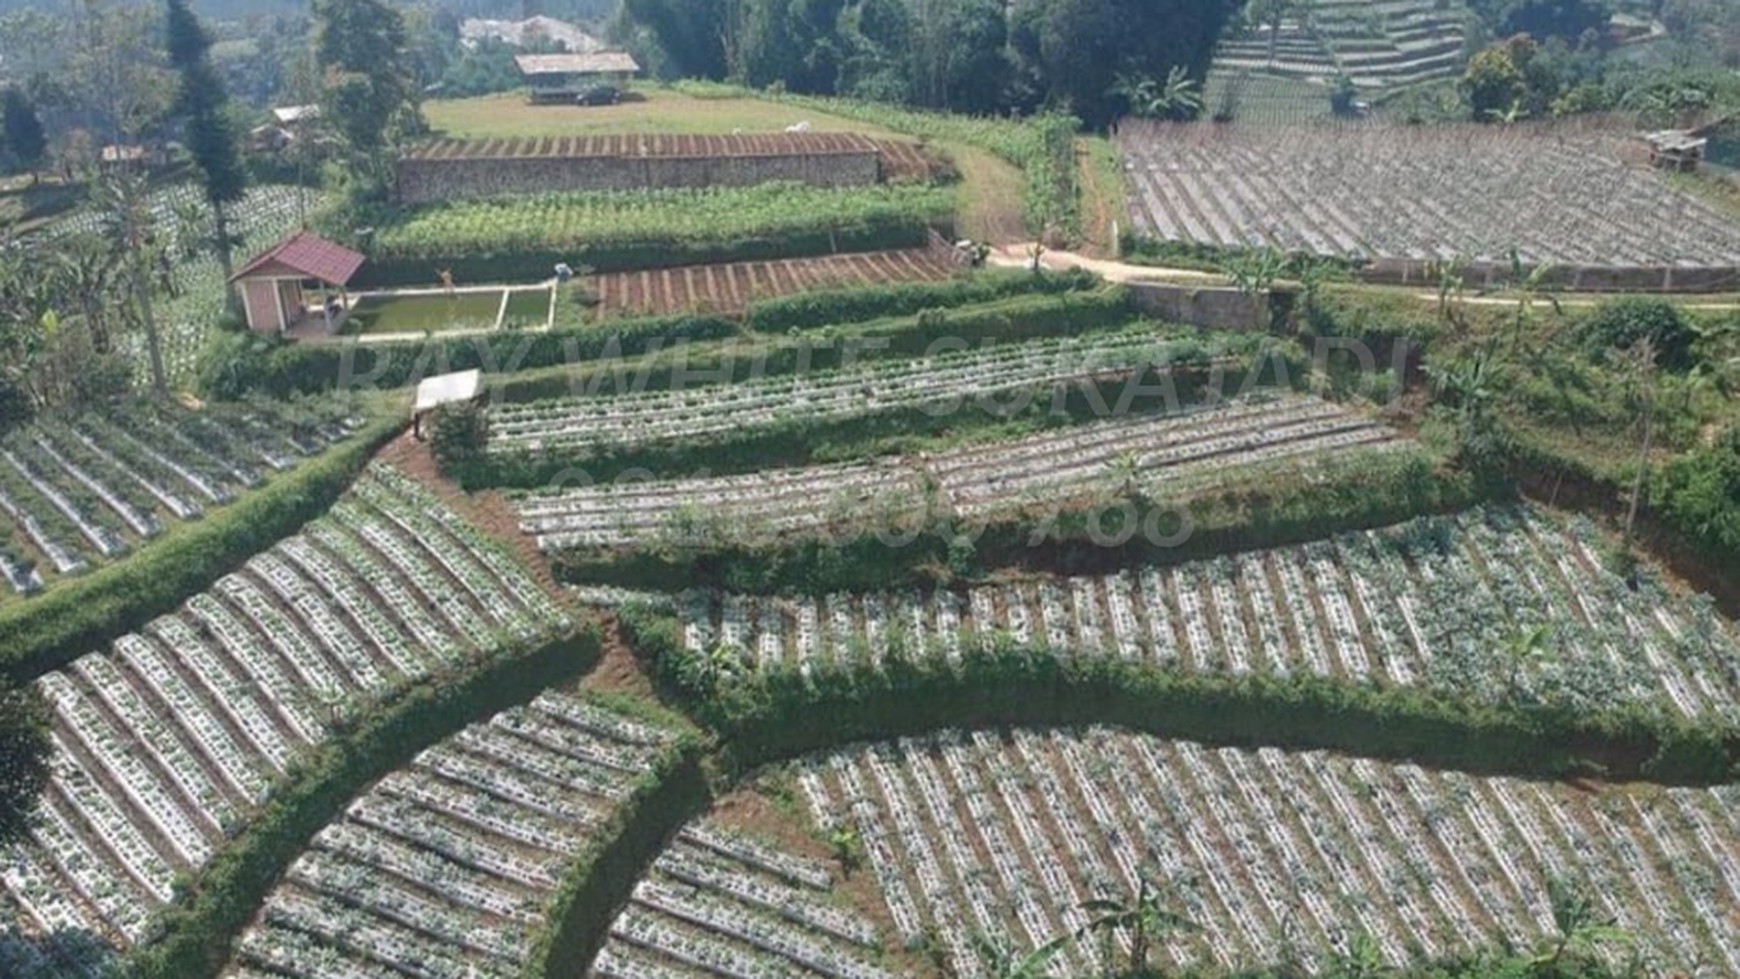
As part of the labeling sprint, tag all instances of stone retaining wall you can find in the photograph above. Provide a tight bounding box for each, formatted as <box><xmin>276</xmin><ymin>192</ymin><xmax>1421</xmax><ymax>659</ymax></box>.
<box><xmin>1128</xmin><ymin>282</ymin><xmax>1274</xmax><ymax>332</ymax></box>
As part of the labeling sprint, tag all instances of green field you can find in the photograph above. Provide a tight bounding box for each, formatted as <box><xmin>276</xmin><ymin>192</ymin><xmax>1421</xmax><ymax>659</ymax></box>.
<box><xmin>343</xmin><ymin>292</ymin><xmax>503</xmax><ymax>335</ymax></box>
<box><xmin>423</xmin><ymin>86</ymin><xmax>907</xmax><ymax>140</ymax></box>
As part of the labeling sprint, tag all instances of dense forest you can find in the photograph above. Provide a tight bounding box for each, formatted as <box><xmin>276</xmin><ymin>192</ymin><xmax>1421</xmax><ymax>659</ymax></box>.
<box><xmin>618</xmin><ymin>0</ymin><xmax>1241</xmax><ymax>127</ymax></box>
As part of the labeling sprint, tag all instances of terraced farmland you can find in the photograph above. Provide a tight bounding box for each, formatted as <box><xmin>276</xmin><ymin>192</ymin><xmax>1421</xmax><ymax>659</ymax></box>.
<box><xmin>0</xmin><ymin>466</ymin><xmax>567</xmax><ymax>975</ymax></box>
<box><xmin>695</xmin><ymin>728</ymin><xmax>1738</xmax><ymax>977</ymax></box>
<box><xmin>583</xmin><ymin>248</ymin><xmax>957</xmax><ymax>319</ymax></box>
<box><xmin>487</xmin><ymin>329</ymin><xmax>1224</xmax><ymax>457</ymax></box>
<box><xmin>1201</xmin><ymin>72</ymin><xmax>1336</xmax><ymax>125</ymax></box>
<box><xmin>592</xmin><ymin>818</ymin><xmax>894</xmax><ymax>979</ymax></box>
<box><xmin>1118</xmin><ymin>121</ymin><xmax>1740</xmax><ymax>266</ymax></box>
<box><xmin>631</xmin><ymin>506</ymin><xmax>1740</xmax><ymax>723</ymax></box>
<box><xmin>1213</xmin><ymin>0</ymin><xmax>1467</xmax><ymax>92</ymax></box>
<box><xmin>514</xmin><ymin>392</ymin><xmax>1406</xmax><ymax>550</ymax></box>
<box><xmin>222</xmin><ymin>694</ymin><xmax>679</xmax><ymax>979</ymax></box>
<box><xmin>0</xmin><ymin>400</ymin><xmax>364</xmax><ymax>596</ymax></box>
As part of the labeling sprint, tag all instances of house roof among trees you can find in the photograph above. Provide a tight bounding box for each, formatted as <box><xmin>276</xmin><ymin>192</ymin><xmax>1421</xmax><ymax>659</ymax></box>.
<box><xmin>513</xmin><ymin>51</ymin><xmax>640</xmax><ymax>77</ymax></box>
<box><xmin>460</xmin><ymin>15</ymin><xmax>602</xmax><ymax>53</ymax></box>
<box><xmin>230</xmin><ymin>230</ymin><xmax>365</xmax><ymax>286</ymax></box>
<box><xmin>271</xmin><ymin>104</ymin><xmax>320</xmax><ymax>124</ymax></box>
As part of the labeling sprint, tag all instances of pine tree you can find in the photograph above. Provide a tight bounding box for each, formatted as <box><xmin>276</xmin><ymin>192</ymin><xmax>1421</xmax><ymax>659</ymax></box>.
<box><xmin>1</xmin><ymin>88</ymin><xmax>46</xmax><ymax>184</ymax></box>
<box><xmin>165</xmin><ymin>0</ymin><xmax>247</xmax><ymax>294</ymax></box>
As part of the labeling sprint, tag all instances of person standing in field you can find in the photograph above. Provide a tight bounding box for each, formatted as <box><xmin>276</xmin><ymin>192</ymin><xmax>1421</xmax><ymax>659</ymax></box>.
<box><xmin>438</xmin><ymin>268</ymin><xmax>456</xmax><ymax>298</ymax></box>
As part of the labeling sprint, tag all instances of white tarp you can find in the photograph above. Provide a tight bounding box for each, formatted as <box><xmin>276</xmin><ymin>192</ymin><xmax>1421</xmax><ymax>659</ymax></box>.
<box><xmin>414</xmin><ymin>369</ymin><xmax>482</xmax><ymax>416</ymax></box>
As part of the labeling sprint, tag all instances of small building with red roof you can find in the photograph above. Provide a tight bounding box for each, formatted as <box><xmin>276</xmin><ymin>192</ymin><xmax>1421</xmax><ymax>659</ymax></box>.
<box><xmin>229</xmin><ymin>230</ymin><xmax>366</xmax><ymax>335</ymax></box>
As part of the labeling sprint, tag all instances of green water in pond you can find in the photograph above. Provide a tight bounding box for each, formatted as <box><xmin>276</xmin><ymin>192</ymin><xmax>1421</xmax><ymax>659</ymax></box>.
<box><xmin>344</xmin><ymin>292</ymin><xmax>504</xmax><ymax>335</ymax></box>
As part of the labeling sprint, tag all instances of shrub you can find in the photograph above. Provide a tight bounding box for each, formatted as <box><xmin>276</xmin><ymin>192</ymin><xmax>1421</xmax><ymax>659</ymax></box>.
<box><xmin>616</xmin><ymin>602</ymin><xmax>1735</xmax><ymax>785</ymax></box>
<box><xmin>1578</xmin><ymin>297</ymin><xmax>1697</xmax><ymax>371</ymax></box>
<box><xmin>203</xmin><ymin>313</ymin><xmax>739</xmax><ymax>399</ymax></box>
<box><xmin>429</xmin><ymin>401</ymin><xmax>489</xmax><ymax>469</ymax></box>
<box><xmin>1652</xmin><ymin>424</ymin><xmax>1740</xmax><ymax>571</ymax></box>
<box><xmin>0</xmin><ymin>377</ymin><xmax>33</xmax><ymax>433</ymax></box>
<box><xmin>522</xmin><ymin>736</ymin><xmax>707</xmax><ymax>979</ymax></box>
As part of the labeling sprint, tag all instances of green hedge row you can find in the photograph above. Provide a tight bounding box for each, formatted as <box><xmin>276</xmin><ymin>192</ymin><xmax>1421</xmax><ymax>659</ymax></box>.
<box><xmin>553</xmin><ymin>446</ymin><xmax>1479</xmax><ymax>595</ymax></box>
<box><xmin>0</xmin><ymin>415</ymin><xmax>404</xmax><ymax>683</ymax></box>
<box><xmin>349</xmin><ymin>220</ymin><xmax>939</xmax><ymax>289</ymax></box>
<box><xmin>465</xmin><ymin>290</ymin><xmax>1147</xmax><ymax>488</ymax></box>
<box><xmin>128</xmin><ymin>627</ymin><xmax>602</xmax><ymax>979</ymax></box>
<box><xmin>740</xmin><ymin>267</ymin><xmax>1096</xmax><ymax>333</ymax></box>
<box><xmin>619</xmin><ymin>605</ymin><xmax>1736</xmax><ymax>785</ymax></box>
<box><xmin>209</xmin><ymin>276</ymin><xmax>1119</xmax><ymax>401</ymax></box>
<box><xmin>208</xmin><ymin>314</ymin><xmax>740</xmax><ymax>399</ymax></box>
<box><xmin>487</xmin><ymin>282</ymin><xmax>1126</xmax><ymax>406</ymax></box>
<box><xmin>522</xmin><ymin>734</ymin><xmax>708</xmax><ymax>979</ymax></box>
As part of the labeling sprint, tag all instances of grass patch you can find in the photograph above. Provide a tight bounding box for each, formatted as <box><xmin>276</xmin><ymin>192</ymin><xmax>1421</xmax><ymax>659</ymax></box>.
<box><xmin>1077</xmin><ymin>135</ymin><xmax>1126</xmax><ymax>256</ymax></box>
<box><xmin>422</xmin><ymin>86</ymin><xmax>908</xmax><ymax>140</ymax></box>
<box><xmin>344</xmin><ymin>292</ymin><xmax>503</xmax><ymax>335</ymax></box>
<box><xmin>950</xmin><ymin>144</ymin><xmax>1026</xmax><ymax>244</ymax></box>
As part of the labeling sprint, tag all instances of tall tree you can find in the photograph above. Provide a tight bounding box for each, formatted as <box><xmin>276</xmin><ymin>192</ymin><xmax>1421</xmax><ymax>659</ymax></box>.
<box><xmin>1470</xmin><ymin>0</ymin><xmax>1611</xmax><ymax>44</ymax></box>
<box><xmin>0</xmin><ymin>8</ymin><xmax>68</xmax><ymax>83</ymax></box>
<box><xmin>1015</xmin><ymin>0</ymin><xmax>1231</xmax><ymax>127</ymax></box>
<box><xmin>313</xmin><ymin>0</ymin><xmax>419</xmax><ymax>196</ymax></box>
<box><xmin>619</xmin><ymin>0</ymin><xmax>738</xmax><ymax>79</ymax></box>
<box><xmin>93</xmin><ymin>168</ymin><xmax>168</xmax><ymax>396</ymax></box>
<box><xmin>68</xmin><ymin>0</ymin><xmax>176</xmax><ymax>147</ymax></box>
<box><xmin>165</xmin><ymin>0</ymin><xmax>248</xmax><ymax>293</ymax></box>
<box><xmin>1</xmin><ymin>88</ymin><xmax>47</xmax><ymax>184</ymax></box>
<box><xmin>937</xmin><ymin>0</ymin><xmax>1009</xmax><ymax>114</ymax></box>
<box><xmin>837</xmin><ymin>0</ymin><xmax>912</xmax><ymax>102</ymax></box>
<box><xmin>0</xmin><ymin>233</ymin><xmax>133</xmax><ymax>414</ymax></box>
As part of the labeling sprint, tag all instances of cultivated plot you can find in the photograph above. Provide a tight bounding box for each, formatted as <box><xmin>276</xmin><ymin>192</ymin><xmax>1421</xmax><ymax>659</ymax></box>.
<box><xmin>583</xmin><ymin>248</ymin><xmax>956</xmax><ymax>320</ymax></box>
<box><xmin>514</xmin><ymin>393</ymin><xmax>1406</xmax><ymax>550</ymax></box>
<box><xmin>597</xmin><ymin>727</ymin><xmax>1740</xmax><ymax>978</ymax></box>
<box><xmin>1118</xmin><ymin>121</ymin><xmax>1740</xmax><ymax>266</ymax></box>
<box><xmin>1213</xmin><ymin>0</ymin><xmax>1467</xmax><ymax>91</ymax></box>
<box><xmin>643</xmin><ymin>506</ymin><xmax>1740</xmax><ymax>724</ymax></box>
<box><xmin>487</xmin><ymin>330</ymin><xmax>1220</xmax><ymax>456</ymax></box>
<box><xmin>0</xmin><ymin>466</ymin><xmax>568</xmax><ymax>976</ymax></box>
<box><xmin>592</xmin><ymin>819</ymin><xmax>894</xmax><ymax>979</ymax></box>
<box><xmin>35</xmin><ymin>184</ymin><xmax>317</xmax><ymax>384</ymax></box>
<box><xmin>222</xmin><ymin>694</ymin><xmax>679</xmax><ymax>979</ymax></box>
<box><xmin>0</xmin><ymin>400</ymin><xmax>363</xmax><ymax>596</ymax></box>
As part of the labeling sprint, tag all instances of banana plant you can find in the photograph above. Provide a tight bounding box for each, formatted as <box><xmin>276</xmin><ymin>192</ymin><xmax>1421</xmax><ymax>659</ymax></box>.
<box><xmin>1529</xmin><ymin>877</ymin><xmax>1632</xmax><ymax>975</ymax></box>
<box><xmin>972</xmin><ymin>931</ymin><xmax>1072</xmax><ymax>979</ymax></box>
<box><xmin>1078</xmin><ymin>875</ymin><xmax>1197</xmax><ymax>976</ymax></box>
